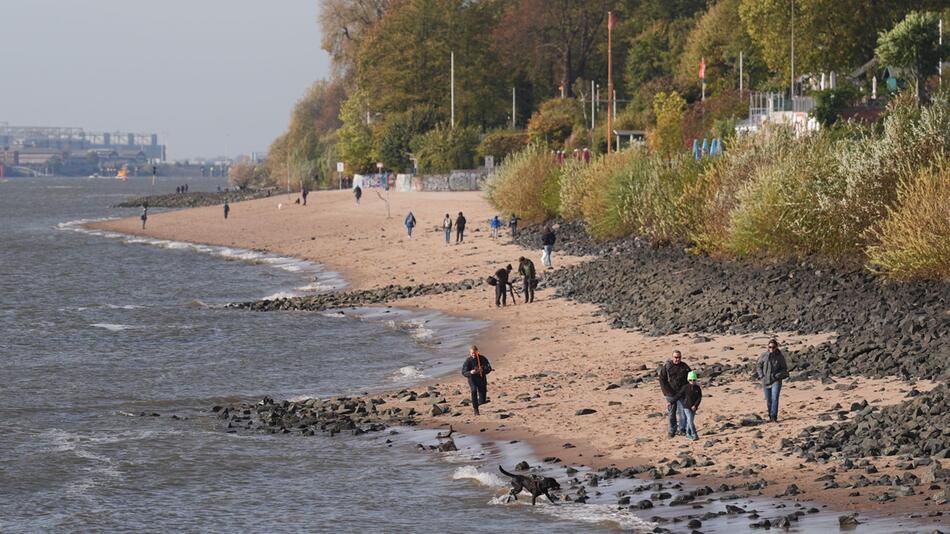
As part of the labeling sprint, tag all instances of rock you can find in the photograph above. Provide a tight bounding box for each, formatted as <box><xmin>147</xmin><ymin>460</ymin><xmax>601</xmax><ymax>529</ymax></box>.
<box><xmin>515</xmin><ymin>461</ymin><xmax>530</xmax><ymax>471</ymax></box>
<box><xmin>632</xmin><ymin>499</ymin><xmax>654</xmax><ymax>510</ymax></box>
<box><xmin>431</xmin><ymin>404</ymin><xmax>447</xmax><ymax>416</ymax></box>
<box><xmin>781</xmin><ymin>484</ymin><xmax>801</xmax><ymax>496</ymax></box>
<box><xmin>575</xmin><ymin>408</ymin><xmax>597</xmax><ymax>416</ymax></box>
<box><xmin>686</xmin><ymin>519</ymin><xmax>702</xmax><ymax>528</ymax></box>
<box><xmin>838</xmin><ymin>514</ymin><xmax>860</xmax><ymax>527</ymax></box>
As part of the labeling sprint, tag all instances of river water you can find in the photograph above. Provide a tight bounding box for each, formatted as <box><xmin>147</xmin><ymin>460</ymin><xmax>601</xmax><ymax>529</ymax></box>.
<box><xmin>0</xmin><ymin>176</ymin><xmax>936</xmax><ymax>533</ymax></box>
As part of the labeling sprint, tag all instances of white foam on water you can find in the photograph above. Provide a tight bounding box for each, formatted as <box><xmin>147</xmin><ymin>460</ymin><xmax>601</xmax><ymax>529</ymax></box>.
<box><xmin>535</xmin><ymin>503</ymin><xmax>655</xmax><ymax>532</ymax></box>
<box><xmin>105</xmin><ymin>304</ymin><xmax>141</xmax><ymax>310</ymax></box>
<box><xmin>297</xmin><ymin>281</ymin><xmax>335</xmax><ymax>292</ymax></box>
<box><xmin>320</xmin><ymin>311</ymin><xmax>347</xmax><ymax>319</ymax></box>
<box><xmin>451</xmin><ymin>465</ymin><xmax>508</xmax><ymax>488</ymax></box>
<box><xmin>391</xmin><ymin>365</ymin><xmax>428</xmax><ymax>382</ymax></box>
<box><xmin>90</xmin><ymin>323</ymin><xmax>135</xmax><ymax>331</ymax></box>
<box><xmin>261</xmin><ymin>291</ymin><xmax>300</xmax><ymax>301</ymax></box>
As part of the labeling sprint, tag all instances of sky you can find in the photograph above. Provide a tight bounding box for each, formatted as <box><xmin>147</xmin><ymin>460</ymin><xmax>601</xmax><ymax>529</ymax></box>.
<box><xmin>2</xmin><ymin>0</ymin><xmax>331</xmax><ymax>160</ymax></box>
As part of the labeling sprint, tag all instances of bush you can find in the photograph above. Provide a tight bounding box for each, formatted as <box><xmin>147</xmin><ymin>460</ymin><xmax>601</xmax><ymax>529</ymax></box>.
<box><xmin>866</xmin><ymin>160</ymin><xmax>950</xmax><ymax>280</ymax></box>
<box><xmin>410</xmin><ymin>123</ymin><xmax>480</xmax><ymax>173</ymax></box>
<box><xmin>527</xmin><ymin>98</ymin><xmax>585</xmax><ymax>146</ymax></box>
<box><xmin>484</xmin><ymin>144</ymin><xmax>561</xmax><ymax>224</ymax></box>
<box><xmin>810</xmin><ymin>85</ymin><xmax>859</xmax><ymax>127</ymax></box>
<box><xmin>477</xmin><ymin>130</ymin><xmax>528</xmax><ymax>164</ymax></box>
<box><xmin>591</xmin><ymin>151</ymin><xmax>708</xmax><ymax>241</ymax></box>
<box><xmin>648</xmin><ymin>91</ymin><xmax>687</xmax><ymax>158</ymax></box>
<box><xmin>228</xmin><ymin>160</ymin><xmax>270</xmax><ymax>189</ymax></box>
<box><xmin>559</xmin><ymin>150</ymin><xmax>635</xmax><ymax>221</ymax></box>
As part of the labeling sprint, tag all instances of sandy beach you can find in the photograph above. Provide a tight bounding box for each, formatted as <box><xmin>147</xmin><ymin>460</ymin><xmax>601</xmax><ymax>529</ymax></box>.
<box><xmin>92</xmin><ymin>189</ymin><xmax>946</xmax><ymax>521</ymax></box>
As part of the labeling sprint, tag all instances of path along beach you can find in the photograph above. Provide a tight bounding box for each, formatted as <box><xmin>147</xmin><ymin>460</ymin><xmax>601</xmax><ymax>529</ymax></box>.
<box><xmin>91</xmin><ymin>189</ymin><xmax>947</xmax><ymax>523</ymax></box>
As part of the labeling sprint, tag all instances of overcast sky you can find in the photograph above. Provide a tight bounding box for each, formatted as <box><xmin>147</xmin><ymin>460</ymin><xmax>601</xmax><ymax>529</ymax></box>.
<box><xmin>2</xmin><ymin>0</ymin><xmax>330</xmax><ymax>160</ymax></box>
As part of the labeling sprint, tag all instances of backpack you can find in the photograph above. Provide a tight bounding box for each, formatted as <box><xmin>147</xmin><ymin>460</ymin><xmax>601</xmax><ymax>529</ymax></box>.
<box><xmin>486</xmin><ymin>276</ymin><xmax>497</xmax><ymax>286</ymax></box>
<box><xmin>531</xmin><ymin>278</ymin><xmax>539</xmax><ymax>289</ymax></box>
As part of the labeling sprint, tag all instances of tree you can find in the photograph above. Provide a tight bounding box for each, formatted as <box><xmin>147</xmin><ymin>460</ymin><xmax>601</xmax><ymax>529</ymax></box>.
<box><xmin>876</xmin><ymin>11</ymin><xmax>947</xmax><ymax>101</ymax></box>
<box><xmin>318</xmin><ymin>0</ymin><xmax>395</xmax><ymax>77</ymax></box>
<box><xmin>649</xmin><ymin>91</ymin><xmax>686</xmax><ymax>158</ymax></box>
<box><xmin>527</xmin><ymin>97</ymin><xmax>585</xmax><ymax>146</ymax></box>
<box><xmin>409</xmin><ymin>123</ymin><xmax>480</xmax><ymax>173</ymax></box>
<box><xmin>376</xmin><ymin>106</ymin><xmax>443</xmax><ymax>172</ymax></box>
<box><xmin>675</xmin><ymin>0</ymin><xmax>766</xmax><ymax>94</ymax></box>
<box><xmin>356</xmin><ymin>0</ymin><xmax>508</xmax><ymax>127</ymax></box>
<box><xmin>229</xmin><ymin>159</ymin><xmax>269</xmax><ymax>189</ymax></box>
<box><xmin>493</xmin><ymin>0</ymin><xmax>612</xmax><ymax>99</ymax></box>
<box><xmin>740</xmin><ymin>0</ymin><xmax>945</xmax><ymax>86</ymax></box>
<box><xmin>336</xmin><ymin>88</ymin><xmax>377</xmax><ymax>173</ymax></box>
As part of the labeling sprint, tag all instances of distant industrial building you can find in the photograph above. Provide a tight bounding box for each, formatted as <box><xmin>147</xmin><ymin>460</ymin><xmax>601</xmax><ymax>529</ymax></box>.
<box><xmin>0</xmin><ymin>125</ymin><xmax>166</xmax><ymax>173</ymax></box>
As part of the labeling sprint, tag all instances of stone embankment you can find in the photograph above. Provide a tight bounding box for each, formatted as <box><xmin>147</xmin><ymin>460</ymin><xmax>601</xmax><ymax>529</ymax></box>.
<box><xmin>115</xmin><ymin>189</ymin><xmax>273</xmax><ymax>209</ymax></box>
<box><xmin>226</xmin><ymin>279</ymin><xmax>482</xmax><ymax>312</ymax></box>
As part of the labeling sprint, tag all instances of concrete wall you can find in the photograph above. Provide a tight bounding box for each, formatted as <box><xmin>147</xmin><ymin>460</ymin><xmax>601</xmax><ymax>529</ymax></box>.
<box><xmin>353</xmin><ymin>169</ymin><xmax>493</xmax><ymax>192</ymax></box>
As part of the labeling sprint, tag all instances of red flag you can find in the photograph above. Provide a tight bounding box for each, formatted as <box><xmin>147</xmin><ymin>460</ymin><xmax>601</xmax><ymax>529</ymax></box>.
<box><xmin>608</xmin><ymin>11</ymin><xmax>616</xmax><ymax>30</ymax></box>
<box><xmin>699</xmin><ymin>58</ymin><xmax>706</xmax><ymax>80</ymax></box>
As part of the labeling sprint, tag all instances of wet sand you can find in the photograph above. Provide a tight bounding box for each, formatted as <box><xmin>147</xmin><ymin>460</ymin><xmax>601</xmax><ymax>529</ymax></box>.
<box><xmin>92</xmin><ymin>189</ymin><xmax>946</xmax><ymax>521</ymax></box>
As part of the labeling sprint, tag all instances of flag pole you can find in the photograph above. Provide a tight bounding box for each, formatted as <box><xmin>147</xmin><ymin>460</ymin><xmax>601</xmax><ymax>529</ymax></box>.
<box><xmin>606</xmin><ymin>11</ymin><xmax>613</xmax><ymax>155</ymax></box>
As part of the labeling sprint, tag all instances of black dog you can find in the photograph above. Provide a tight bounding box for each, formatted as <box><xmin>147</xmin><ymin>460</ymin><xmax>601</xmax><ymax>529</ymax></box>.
<box><xmin>498</xmin><ymin>466</ymin><xmax>560</xmax><ymax>505</ymax></box>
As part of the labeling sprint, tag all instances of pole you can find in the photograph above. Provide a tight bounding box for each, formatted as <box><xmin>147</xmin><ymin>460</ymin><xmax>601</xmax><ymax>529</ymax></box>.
<box><xmin>739</xmin><ymin>51</ymin><xmax>744</xmax><ymax>95</ymax></box>
<box><xmin>450</xmin><ymin>51</ymin><xmax>455</xmax><ymax>128</ymax></box>
<box><xmin>790</xmin><ymin>0</ymin><xmax>795</xmax><ymax>98</ymax></box>
<box><xmin>511</xmin><ymin>87</ymin><xmax>516</xmax><ymax>129</ymax></box>
<box><xmin>591</xmin><ymin>79</ymin><xmax>596</xmax><ymax>130</ymax></box>
<box><xmin>607</xmin><ymin>11</ymin><xmax>613</xmax><ymax>155</ymax></box>
<box><xmin>940</xmin><ymin>18</ymin><xmax>943</xmax><ymax>90</ymax></box>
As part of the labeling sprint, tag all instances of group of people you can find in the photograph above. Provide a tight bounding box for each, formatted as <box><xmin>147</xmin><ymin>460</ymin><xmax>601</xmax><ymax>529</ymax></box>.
<box><xmin>175</xmin><ymin>184</ymin><xmax>190</xmax><ymax>194</ymax></box>
<box><xmin>658</xmin><ymin>339</ymin><xmax>788</xmax><ymax>439</ymax></box>
<box><xmin>463</xmin><ymin>337</ymin><xmax>789</xmax><ymax>432</ymax></box>
<box><xmin>489</xmin><ymin>214</ymin><xmax>520</xmax><ymax>239</ymax></box>
<box><xmin>440</xmin><ymin>212</ymin><xmax>467</xmax><ymax>244</ymax></box>
<box><xmin>490</xmin><ymin>256</ymin><xmax>538</xmax><ymax>307</ymax></box>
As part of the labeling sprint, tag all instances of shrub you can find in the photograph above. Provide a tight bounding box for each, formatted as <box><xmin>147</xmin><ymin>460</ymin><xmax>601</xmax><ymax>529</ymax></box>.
<box><xmin>484</xmin><ymin>144</ymin><xmax>560</xmax><ymax>224</ymax></box>
<box><xmin>648</xmin><ymin>91</ymin><xmax>687</xmax><ymax>158</ymax></box>
<box><xmin>592</xmin><ymin>152</ymin><xmax>708</xmax><ymax>241</ymax></box>
<box><xmin>527</xmin><ymin>98</ymin><xmax>585</xmax><ymax>146</ymax></box>
<box><xmin>810</xmin><ymin>85</ymin><xmax>859</xmax><ymax>127</ymax></box>
<box><xmin>410</xmin><ymin>123</ymin><xmax>480</xmax><ymax>174</ymax></box>
<box><xmin>477</xmin><ymin>130</ymin><xmax>528</xmax><ymax>164</ymax></box>
<box><xmin>866</xmin><ymin>160</ymin><xmax>950</xmax><ymax>280</ymax></box>
<box><xmin>558</xmin><ymin>150</ymin><xmax>637</xmax><ymax>222</ymax></box>
<box><xmin>228</xmin><ymin>160</ymin><xmax>270</xmax><ymax>189</ymax></box>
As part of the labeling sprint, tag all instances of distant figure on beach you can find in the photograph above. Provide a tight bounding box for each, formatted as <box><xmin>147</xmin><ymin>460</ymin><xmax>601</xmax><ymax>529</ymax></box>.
<box><xmin>493</xmin><ymin>264</ymin><xmax>512</xmax><ymax>307</ymax></box>
<box><xmin>509</xmin><ymin>213</ymin><xmax>519</xmax><ymax>237</ymax></box>
<box><xmin>541</xmin><ymin>225</ymin><xmax>556</xmax><ymax>269</ymax></box>
<box><xmin>757</xmin><ymin>339</ymin><xmax>788</xmax><ymax>423</ymax></box>
<box><xmin>455</xmin><ymin>212</ymin><xmax>466</xmax><ymax>243</ymax></box>
<box><xmin>675</xmin><ymin>371</ymin><xmax>702</xmax><ymax>440</ymax></box>
<box><xmin>140</xmin><ymin>206</ymin><xmax>148</xmax><ymax>229</ymax></box>
<box><xmin>224</xmin><ymin>201</ymin><xmax>230</xmax><ymax>219</ymax></box>
<box><xmin>462</xmin><ymin>345</ymin><xmax>493</xmax><ymax>416</ymax></box>
<box><xmin>442</xmin><ymin>213</ymin><xmax>453</xmax><ymax>245</ymax></box>
<box><xmin>301</xmin><ymin>185</ymin><xmax>309</xmax><ymax>206</ymax></box>
<box><xmin>354</xmin><ymin>185</ymin><xmax>362</xmax><ymax>206</ymax></box>
<box><xmin>490</xmin><ymin>215</ymin><xmax>501</xmax><ymax>238</ymax></box>
<box><xmin>184</xmin><ymin>184</ymin><xmax>189</xmax><ymax>192</ymax></box>
<box><xmin>176</xmin><ymin>186</ymin><xmax>181</xmax><ymax>194</ymax></box>
<box><xmin>658</xmin><ymin>350</ymin><xmax>691</xmax><ymax>438</ymax></box>
<box><xmin>404</xmin><ymin>211</ymin><xmax>417</xmax><ymax>239</ymax></box>
<box><xmin>518</xmin><ymin>256</ymin><xmax>537</xmax><ymax>303</ymax></box>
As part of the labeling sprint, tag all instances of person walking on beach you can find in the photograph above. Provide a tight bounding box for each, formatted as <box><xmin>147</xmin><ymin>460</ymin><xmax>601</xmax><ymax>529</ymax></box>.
<box><xmin>455</xmin><ymin>212</ymin><xmax>467</xmax><ymax>243</ymax></box>
<box><xmin>541</xmin><ymin>226</ymin><xmax>556</xmax><ymax>269</ymax></box>
<box><xmin>658</xmin><ymin>350</ymin><xmax>691</xmax><ymax>438</ymax></box>
<box><xmin>490</xmin><ymin>215</ymin><xmax>501</xmax><ymax>239</ymax></box>
<box><xmin>442</xmin><ymin>213</ymin><xmax>453</xmax><ymax>245</ymax></box>
<box><xmin>224</xmin><ymin>201</ymin><xmax>230</xmax><ymax>219</ymax></box>
<box><xmin>676</xmin><ymin>371</ymin><xmax>702</xmax><ymax>440</ymax></box>
<box><xmin>140</xmin><ymin>206</ymin><xmax>148</xmax><ymax>229</ymax></box>
<box><xmin>301</xmin><ymin>185</ymin><xmax>309</xmax><ymax>206</ymax></box>
<box><xmin>493</xmin><ymin>264</ymin><xmax>512</xmax><ymax>307</ymax></box>
<box><xmin>509</xmin><ymin>213</ymin><xmax>519</xmax><ymax>237</ymax></box>
<box><xmin>354</xmin><ymin>185</ymin><xmax>362</xmax><ymax>206</ymax></box>
<box><xmin>462</xmin><ymin>345</ymin><xmax>493</xmax><ymax>416</ymax></box>
<box><xmin>518</xmin><ymin>256</ymin><xmax>536</xmax><ymax>303</ymax></box>
<box><xmin>757</xmin><ymin>339</ymin><xmax>789</xmax><ymax>423</ymax></box>
<box><xmin>404</xmin><ymin>211</ymin><xmax>417</xmax><ymax>240</ymax></box>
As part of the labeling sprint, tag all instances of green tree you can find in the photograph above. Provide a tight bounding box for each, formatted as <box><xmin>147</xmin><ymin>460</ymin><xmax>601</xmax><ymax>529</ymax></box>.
<box><xmin>649</xmin><ymin>91</ymin><xmax>686</xmax><ymax>158</ymax></box>
<box><xmin>740</xmin><ymin>0</ymin><xmax>944</xmax><ymax>85</ymax></box>
<box><xmin>356</xmin><ymin>0</ymin><xmax>508</xmax><ymax>127</ymax></box>
<box><xmin>318</xmin><ymin>0</ymin><xmax>395</xmax><ymax>77</ymax></box>
<box><xmin>876</xmin><ymin>11</ymin><xmax>947</xmax><ymax>101</ymax></box>
<box><xmin>527</xmin><ymin>97</ymin><xmax>585</xmax><ymax>146</ymax></box>
<box><xmin>376</xmin><ymin>105</ymin><xmax>443</xmax><ymax>172</ymax></box>
<box><xmin>336</xmin><ymin>88</ymin><xmax>377</xmax><ymax>173</ymax></box>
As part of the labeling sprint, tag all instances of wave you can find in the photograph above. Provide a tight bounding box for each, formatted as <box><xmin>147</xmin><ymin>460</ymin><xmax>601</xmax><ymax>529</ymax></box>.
<box><xmin>391</xmin><ymin>365</ymin><xmax>429</xmax><ymax>382</ymax></box>
<box><xmin>536</xmin><ymin>503</ymin><xmax>655</xmax><ymax>532</ymax></box>
<box><xmin>90</xmin><ymin>323</ymin><xmax>135</xmax><ymax>331</ymax></box>
<box><xmin>56</xmin><ymin>218</ymin><xmax>346</xmax><ymax>291</ymax></box>
<box><xmin>451</xmin><ymin>465</ymin><xmax>508</xmax><ymax>488</ymax></box>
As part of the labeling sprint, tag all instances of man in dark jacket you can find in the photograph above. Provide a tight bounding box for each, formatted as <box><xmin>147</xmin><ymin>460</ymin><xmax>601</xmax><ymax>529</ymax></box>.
<box><xmin>541</xmin><ymin>226</ymin><xmax>556</xmax><ymax>268</ymax></box>
<box><xmin>455</xmin><ymin>212</ymin><xmax>467</xmax><ymax>243</ymax></box>
<box><xmin>757</xmin><ymin>339</ymin><xmax>788</xmax><ymax>422</ymax></box>
<box><xmin>462</xmin><ymin>345</ymin><xmax>493</xmax><ymax>415</ymax></box>
<box><xmin>658</xmin><ymin>350</ymin><xmax>692</xmax><ymax>437</ymax></box>
<box><xmin>494</xmin><ymin>264</ymin><xmax>512</xmax><ymax>307</ymax></box>
<box><xmin>353</xmin><ymin>185</ymin><xmax>362</xmax><ymax>206</ymax></box>
<box><xmin>518</xmin><ymin>256</ymin><xmax>536</xmax><ymax>303</ymax></box>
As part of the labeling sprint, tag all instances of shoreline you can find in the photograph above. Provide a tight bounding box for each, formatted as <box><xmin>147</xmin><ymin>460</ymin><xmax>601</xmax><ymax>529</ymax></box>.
<box><xmin>88</xmin><ymin>190</ymin><xmax>949</xmax><ymax>527</ymax></box>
